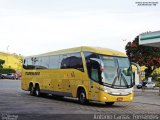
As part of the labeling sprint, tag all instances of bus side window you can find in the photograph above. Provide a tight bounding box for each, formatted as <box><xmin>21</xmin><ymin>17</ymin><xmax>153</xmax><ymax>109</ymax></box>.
<box><xmin>69</xmin><ymin>53</ymin><xmax>84</xmax><ymax>72</ymax></box>
<box><xmin>24</xmin><ymin>57</ymin><xmax>36</xmax><ymax>69</ymax></box>
<box><xmin>84</xmin><ymin>52</ymin><xmax>101</xmax><ymax>82</ymax></box>
<box><xmin>60</xmin><ymin>54</ymin><xmax>70</xmax><ymax>69</ymax></box>
<box><xmin>60</xmin><ymin>53</ymin><xmax>84</xmax><ymax>72</ymax></box>
<box><xmin>49</xmin><ymin>55</ymin><xmax>59</xmax><ymax>69</ymax></box>
<box><xmin>61</xmin><ymin>58</ymin><xmax>70</xmax><ymax>69</ymax></box>
<box><xmin>23</xmin><ymin>59</ymin><xmax>27</xmax><ymax>69</ymax></box>
<box><xmin>86</xmin><ymin>59</ymin><xmax>101</xmax><ymax>82</ymax></box>
<box><xmin>91</xmin><ymin>68</ymin><xmax>99</xmax><ymax>82</ymax></box>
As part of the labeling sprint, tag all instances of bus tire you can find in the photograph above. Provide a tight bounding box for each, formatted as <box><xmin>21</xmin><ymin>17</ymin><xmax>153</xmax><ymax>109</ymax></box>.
<box><xmin>105</xmin><ymin>102</ymin><xmax>114</xmax><ymax>106</ymax></box>
<box><xmin>29</xmin><ymin>84</ymin><xmax>35</xmax><ymax>96</ymax></box>
<box><xmin>78</xmin><ymin>89</ymin><xmax>88</xmax><ymax>105</ymax></box>
<box><xmin>35</xmin><ymin>84</ymin><xmax>41</xmax><ymax>97</ymax></box>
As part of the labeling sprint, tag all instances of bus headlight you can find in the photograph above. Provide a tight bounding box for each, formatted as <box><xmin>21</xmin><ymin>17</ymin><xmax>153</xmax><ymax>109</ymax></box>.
<box><xmin>130</xmin><ymin>90</ymin><xmax>133</xmax><ymax>94</ymax></box>
<box><xmin>104</xmin><ymin>87</ymin><xmax>111</xmax><ymax>93</ymax></box>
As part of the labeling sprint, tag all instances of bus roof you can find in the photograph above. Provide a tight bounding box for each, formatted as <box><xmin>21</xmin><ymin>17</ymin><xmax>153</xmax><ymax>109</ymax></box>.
<box><xmin>30</xmin><ymin>46</ymin><xmax>127</xmax><ymax>57</ymax></box>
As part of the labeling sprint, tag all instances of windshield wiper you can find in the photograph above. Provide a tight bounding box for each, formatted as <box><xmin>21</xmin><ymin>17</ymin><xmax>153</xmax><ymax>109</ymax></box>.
<box><xmin>121</xmin><ymin>72</ymin><xmax>129</xmax><ymax>88</ymax></box>
<box><xmin>111</xmin><ymin>75</ymin><xmax>118</xmax><ymax>88</ymax></box>
<box><xmin>111</xmin><ymin>68</ymin><xmax>120</xmax><ymax>88</ymax></box>
<box><xmin>111</xmin><ymin>69</ymin><xmax>129</xmax><ymax>88</ymax></box>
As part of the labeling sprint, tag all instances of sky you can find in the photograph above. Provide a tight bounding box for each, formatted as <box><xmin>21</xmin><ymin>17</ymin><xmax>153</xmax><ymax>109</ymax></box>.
<box><xmin>0</xmin><ymin>0</ymin><xmax>160</xmax><ymax>56</ymax></box>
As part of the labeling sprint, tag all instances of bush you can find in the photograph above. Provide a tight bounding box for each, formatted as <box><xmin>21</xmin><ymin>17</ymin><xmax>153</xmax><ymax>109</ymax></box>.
<box><xmin>0</xmin><ymin>68</ymin><xmax>16</xmax><ymax>74</ymax></box>
<box><xmin>156</xmin><ymin>83</ymin><xmax>160</xmax><ymax>87</ymax></box>
<box><xmin>157</xmin><ymin>77</ymin><xmax>160</xmax><ymax>82</ymax></box>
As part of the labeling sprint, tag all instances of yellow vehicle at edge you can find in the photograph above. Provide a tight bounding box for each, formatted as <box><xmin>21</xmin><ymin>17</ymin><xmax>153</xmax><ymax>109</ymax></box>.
<box><xmin>22</xmin><ymin>46</ymin><xmax>134</xmax><ymax>105</ymax></box>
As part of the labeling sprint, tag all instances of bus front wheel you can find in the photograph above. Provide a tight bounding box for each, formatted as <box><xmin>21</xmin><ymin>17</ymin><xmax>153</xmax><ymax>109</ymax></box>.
<box><xmin>78</xmin><ymin>89</ymin><xmax>88</xmax><ymax>105</ymax></box>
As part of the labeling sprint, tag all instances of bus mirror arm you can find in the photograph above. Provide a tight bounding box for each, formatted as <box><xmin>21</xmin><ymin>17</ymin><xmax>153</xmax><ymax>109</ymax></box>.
<box><xmin>89</xmin><ymin>58</ymin><xmax>103</xmax><ymax>66</ymax></box>
<box><xmin>131</xmin><ymin>62</ymin><xmax>140</xmax><ymax>71</ymax></box>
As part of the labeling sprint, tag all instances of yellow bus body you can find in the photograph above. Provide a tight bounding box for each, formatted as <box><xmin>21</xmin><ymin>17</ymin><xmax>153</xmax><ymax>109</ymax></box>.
<box><xmin>22</xmin><ymin>46</ymin><xmax>133</xmax><ymax>103</ymax></box>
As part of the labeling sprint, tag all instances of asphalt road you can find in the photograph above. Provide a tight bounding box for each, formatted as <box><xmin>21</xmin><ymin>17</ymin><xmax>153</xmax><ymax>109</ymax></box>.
<box><xmin>0</xmin><ymin>80</ymin><xmax>160</xmax><ymax>120</ymax></box>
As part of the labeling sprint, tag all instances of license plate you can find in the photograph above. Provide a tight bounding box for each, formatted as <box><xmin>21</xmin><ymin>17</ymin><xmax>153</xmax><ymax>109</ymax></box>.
<box><xmin>117</xmin><ymin>97</ymin><xmax>123</xmax><ymax>101</ymax></box>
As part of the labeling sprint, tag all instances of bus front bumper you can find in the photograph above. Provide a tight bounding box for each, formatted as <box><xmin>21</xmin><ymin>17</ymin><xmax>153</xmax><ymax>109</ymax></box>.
<box><xmin>98</xmin><ymin>91</ymin><xmax>134</xmax><ymax>102</ymax></box>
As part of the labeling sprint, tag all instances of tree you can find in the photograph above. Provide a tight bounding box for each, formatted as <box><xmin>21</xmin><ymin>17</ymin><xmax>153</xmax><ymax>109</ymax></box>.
<box><xmin>0</xmin><ymin>59</ymin><xmax>5</xmax><ymax>68</ymax></box>
<box><xmin>125</xmin><ymin>36</ymin><xmax>160</xmax><ymax>78</ymax></box>
<box><xmin>0</xmin><ymin>68</ymin><xmax>16</xmax><ymax>74</ymax></box>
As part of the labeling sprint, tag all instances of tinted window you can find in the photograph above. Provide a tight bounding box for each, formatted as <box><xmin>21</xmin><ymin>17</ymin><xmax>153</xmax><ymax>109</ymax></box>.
<box><xmin>23</xmin><ymin>52</ymin><xmax>84</xmax><ymax>71</ymax></box>
<box><xmin>69</xmin><ymin>53</ymin><xmax>84</xmax><ymax>72</ymax></box>
<box><xmin>60</xmin><ymin>53</ymin><xmax>84</xmax><ymax>72</ymax></box>
<box><xmin>60</xmin><ymin>54</ymin><xmax>70</xmax><ymax>69</ymax></box>
<box><xmin>84</xmin><ymin>52</ymin><xmax>100</xmax><ymax>81</ymax></box>
<box><xmin>84</xmin><ymin>52</ymin><xmax>99</xmax><ymax>60</ymax></box>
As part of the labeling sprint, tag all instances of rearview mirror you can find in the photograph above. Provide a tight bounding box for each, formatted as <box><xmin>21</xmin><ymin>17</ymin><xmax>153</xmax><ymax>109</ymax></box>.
<box><xmin>90</xmin><ymin>58</ymin><xmax>104</xmax><ymax>67</ymax></box>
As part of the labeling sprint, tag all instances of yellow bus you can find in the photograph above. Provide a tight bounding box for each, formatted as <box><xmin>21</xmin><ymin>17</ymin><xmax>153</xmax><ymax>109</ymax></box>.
<box><xmin>22</xmin><ymin>46</ymin><xmax>134</xmax><ymax>105</ymax></box>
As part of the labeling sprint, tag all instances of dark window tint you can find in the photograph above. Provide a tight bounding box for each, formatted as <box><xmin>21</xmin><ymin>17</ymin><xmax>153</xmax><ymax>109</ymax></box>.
<box><xmin>84</xmin><ymin>52</ymin><xmax>101</xmax><ymax>82</ymax></box>
<box><xmin>60</xmin><ymin>52</ymin><xmax>84</xmax><ymax>72</ymax></box>
<box><xmin>60</xmin><ymin>54</ymin><xmax>70</xmax><ymax>69</ymax></box>
<box><xmin>84</xmin><ymin>52</ymin><xmax>99</xmax><ymax>60</ymax></box>
<box><xmin>23</xmin><ymin>52</ymin><xmax>84</xmax><ymax>71</ymax></box>
<box><xmin>69</xmin><ymin>53</ymin><xmax>84</xmax><ymax>72</ymax></box>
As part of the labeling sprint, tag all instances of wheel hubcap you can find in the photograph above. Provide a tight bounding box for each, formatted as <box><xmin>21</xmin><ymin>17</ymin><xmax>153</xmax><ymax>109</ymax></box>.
<box><xmin>30</xmin><ymin>87</ymin><xmax>34</xmax><ymax>95</ymax></box>
<box><xmin>36</xmin><ymin>90</ymin><xmax>39</xmax><ymax>96</ymax></box>
<box><xmin>80</xmin><ymin>93</ymin><xmax>85</xmax><ymax>102</ymax></box>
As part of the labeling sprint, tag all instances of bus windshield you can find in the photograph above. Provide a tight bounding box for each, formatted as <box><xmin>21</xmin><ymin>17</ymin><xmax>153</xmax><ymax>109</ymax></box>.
<box><xmin>100</xmin><ymin>56</ymin><xmax>132</xmax><ymax>88</ymax></box>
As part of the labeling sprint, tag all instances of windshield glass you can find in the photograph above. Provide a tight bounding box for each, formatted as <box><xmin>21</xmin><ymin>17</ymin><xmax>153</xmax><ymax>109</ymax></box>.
<box><xmin>101</xmin><ymin>55</ymin><xmax>132</xmax><ymax>88</ymax></box>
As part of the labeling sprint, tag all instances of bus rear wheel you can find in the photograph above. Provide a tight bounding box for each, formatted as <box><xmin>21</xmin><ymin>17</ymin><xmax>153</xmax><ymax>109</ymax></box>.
<box><xmin>78</xmin><ymin>89</ymin><xmax>88</xmax><ymax>105</ymax></box>
<box><xmin>35</xmin><ymin>85</ymin><xmax>41</xmax><ymax>97</ymax></box>
<box><xmin>29</xmin><ymin>85</ymin><xmax>35</xmax><ymax>96</ymax></box>
<box><xmin>105</xmin><ymin>102</ymin><xmax>114</xmax><ymax>106</ymax></box>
